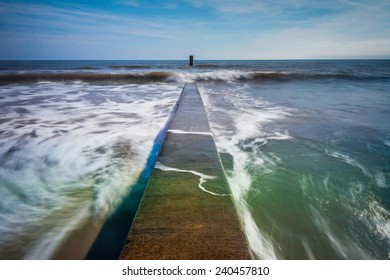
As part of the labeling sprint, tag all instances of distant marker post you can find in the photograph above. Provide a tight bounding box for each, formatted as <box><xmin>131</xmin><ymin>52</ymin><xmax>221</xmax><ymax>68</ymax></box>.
<box><xmin>189</xmin><ymin>55</ymin><xmax>194</xmax><ymax>66</ymax></box>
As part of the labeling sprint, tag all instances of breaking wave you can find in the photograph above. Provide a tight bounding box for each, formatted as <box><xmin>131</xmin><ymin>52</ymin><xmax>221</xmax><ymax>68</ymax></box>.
<box><xmin>0</xmin><ymin>72</ymin><xmax>174</xmax><ymax>84</ymax></box>
<box><xmin>109</xmin><ymin>65</ymin><xmax>152</xmax><ymax>70</ymax></box>
<box><xmin>1</xmin><ymin>70</ymin><xmax>388</xmax><ymax>84</ymax></box>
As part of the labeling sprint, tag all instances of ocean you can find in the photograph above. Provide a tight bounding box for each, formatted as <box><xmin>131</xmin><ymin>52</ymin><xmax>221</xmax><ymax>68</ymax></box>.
<box><xmin>0</xmin><ymin>60</ymin><xmax>389</xmax><ymax>259</ymax></box>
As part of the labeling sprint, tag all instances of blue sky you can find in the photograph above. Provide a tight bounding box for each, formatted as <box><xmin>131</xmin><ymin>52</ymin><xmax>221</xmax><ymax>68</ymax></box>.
<box><xmin>0</xmin><ymin>0</ymin><xmax>389</xmax><ymax>59</ymax></box>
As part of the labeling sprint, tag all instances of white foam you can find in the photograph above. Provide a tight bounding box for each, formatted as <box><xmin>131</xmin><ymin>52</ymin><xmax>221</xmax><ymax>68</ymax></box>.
<box><xmin>154</xmin><ymin>162</ymin><xmax>227</xmax><ymax>196</ymax></box>
<box><xmin>0</xmin><ymin>82</ymin><xmax>182</xmax><ymax>259</ymax></box>
<box><xmin>267</xmin><ymin>131</ymin><xmax>292</xmax><ymax>140</ymax></box>
<box><xmin>173</xmin><ymin>70</ymin><xmax>252</xmax><ymax>84</ymax></box>
<box><xmin>198</xmin><ymin>84</ymin><xmax>295</xmax><ymax>259</ymax></box>
<box><xmin>239</xmin><ymin>204</ymin><xmax>277</xmax><ymax>259</ymax></box>
<box><xmin>355</xmin><ymin>198</ymin><xmax>390</xmax><ymax>246</ymax></box>
<box><xmin>318</xmin><ymin>178</ymin><xmax>390</xmax><ymax>259</ymax></box>
<box><xmin>168</xmin><ymin>129</ymin><xmax>212</xmax><ymax>136</ymax></box>
<box><xmin>374</xmin><ymin>171</ymin><xmax>388</xmax><ymax>188</ymax></box>
<box><xmin>325</xmin><ymin>150</ymin><xmax>372</xmax><ymax>178</ymax></box>
<box><xmin>308</xmin><ymin>204</ymin><xmax>372</xmax><ymax>259</ymax></box>
<box><xmin>326</xmin><ymin>150</ymin><xmax>388</xmax><ymax>189</ymax></box>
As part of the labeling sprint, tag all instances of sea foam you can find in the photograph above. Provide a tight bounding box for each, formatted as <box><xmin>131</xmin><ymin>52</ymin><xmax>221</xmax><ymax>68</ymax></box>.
<box><xmin>0</xmin><ymin>81</ymin><xmax>182</xmax><ymax>259</ymax></box>
<box><xmin>199</xmin><ymin>83</ymin><xmax>293</xmax><ymax>259</ymax></box>
<box><xmin>155</xmin><ymin>162</ymin><xmax>226</xmax><ymax>196</ymax></box>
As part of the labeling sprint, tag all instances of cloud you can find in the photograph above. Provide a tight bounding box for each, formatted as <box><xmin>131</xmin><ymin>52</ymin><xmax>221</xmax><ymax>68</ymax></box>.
<box><xmin>249</xmin><ymin>1</ymin><xmax>390</xmax><ymax>59</ymax></box>
<box><xmin>189</xmin><ymin>0</ymin><xmax>390</xmax><ymax>29</ymax></box>
<box><xmin>0</xmin><ymin>1</ymin><xmax>198</xmax><ymax>59</ymax></box>
<box><xmin>188</xmin><ymin>0</ymin><xmax>390</xmax><ymax>58</ymax></box>
<box><xmin>189</xmin><ymin>0</ymin><xmax>343</xmax><ymax>16</ymax></box>
<box><xmin>118</xmin><ymin>0</ymin><xmax>143</xmax><ymax>8</ymax></box>
<box><xmin>118</xmin><ymin>0</ymin><xmax>178</xmax><ymax>9</ymax></box>
<box><xmin>0</xmin><ymin>2</ymin><xmax>185</xmax><ymax>40</ymax></box>
<box><xmin>0</xmin><ymin>0</ymin><xmax>389</xmax><ymax>59</ymax></box>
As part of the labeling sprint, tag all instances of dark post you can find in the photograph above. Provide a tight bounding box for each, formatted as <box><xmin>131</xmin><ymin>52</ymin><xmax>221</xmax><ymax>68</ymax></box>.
<box><xmin>189</xmin><ymin>55</ymin><xmax>194</xmax><ymax>66</ymax></box>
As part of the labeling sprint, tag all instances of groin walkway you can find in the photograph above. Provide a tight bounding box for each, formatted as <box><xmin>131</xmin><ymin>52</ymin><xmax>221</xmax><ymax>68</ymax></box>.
<box><xmin>120</xmin><ymin>83</ymin><xmax>252</xmax><ymax>259</ymax></box>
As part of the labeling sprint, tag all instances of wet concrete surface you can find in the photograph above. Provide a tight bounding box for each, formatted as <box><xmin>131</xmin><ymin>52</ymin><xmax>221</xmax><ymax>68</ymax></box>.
<box><xmin>120</xmin><ymin>83</ymin><xmax>252</xmax><ymax>259</ymax></box>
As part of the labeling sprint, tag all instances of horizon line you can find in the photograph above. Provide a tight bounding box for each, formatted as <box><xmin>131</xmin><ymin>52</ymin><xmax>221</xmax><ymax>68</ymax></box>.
<box><xmin>1</xmin><ymin>58</ymin><xmax>390</xmax><ymax>61</ymax></box>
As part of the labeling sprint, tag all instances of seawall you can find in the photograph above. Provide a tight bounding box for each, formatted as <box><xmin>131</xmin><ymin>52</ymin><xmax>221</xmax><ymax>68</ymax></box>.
<box><xmin>120</xmin><ymin>83</ymin><xmax>252</xmax><ymax>259</ymax></box>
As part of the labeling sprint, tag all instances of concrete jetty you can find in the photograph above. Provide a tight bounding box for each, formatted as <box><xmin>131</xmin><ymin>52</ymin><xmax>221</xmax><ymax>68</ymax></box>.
<box><xmin>120</xmin><ymin>83</ymin><xmax>252</xmax><ymax>260</ymax></box>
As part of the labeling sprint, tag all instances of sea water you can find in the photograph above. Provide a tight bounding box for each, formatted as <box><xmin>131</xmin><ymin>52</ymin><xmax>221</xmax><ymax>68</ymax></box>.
<box><xmin>0</xmin><ymin>60</ymin><xmax>389</xmax><ymax>259</ymax></box>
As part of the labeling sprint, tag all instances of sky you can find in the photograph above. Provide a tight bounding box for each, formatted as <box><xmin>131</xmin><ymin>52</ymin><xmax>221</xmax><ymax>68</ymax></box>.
<box><xmin>0</xmin><ymin>0</ymin><xmax>390</xmax><ymax>60</ymax></box>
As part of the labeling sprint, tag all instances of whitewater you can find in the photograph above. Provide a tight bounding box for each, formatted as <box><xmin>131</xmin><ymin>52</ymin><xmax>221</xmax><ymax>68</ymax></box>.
<box><xmin>0</xmin><ymin>60</ymin><xmax>389</xmax><ymax>259</ymax></box>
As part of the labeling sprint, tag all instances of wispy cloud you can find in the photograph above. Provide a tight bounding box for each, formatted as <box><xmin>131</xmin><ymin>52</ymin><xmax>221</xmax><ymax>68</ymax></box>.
<box><xmin>189</xmin><ymin>0</ymin><xmax>343</xmax><ymax>16</ymax></box>
<box><xmin>0</xmin><ymin>2</ymin><xmax>186</xmax><ymax>40</ymax></box>
<box><xmin>0</xmin><ymin>1</ymin><xmax>200</xmax><ymax>58</ymax></box>
<box><xmin>187</xmin><ymin>0</ymin><xmax>390</xmax><ymax>58</ymax></box>
<box><xmin>249</xmin><ymin>0</ymin><xmax>390</xmax><ymax>59</ymax></box>
<box><xmin>118</xmin><ymin>0</ymin><xmax>178</xmax><ymax>9</ymax></box>
<box><xmin>189</xmin><ymin>0</ymin><xmax>390</xmax><ymax>28</ymax></box>
<box><xmin>0</xmin><ymin>0</ymin><xmax>389</xmax><ymax>59</ymax></box>
<box><xmin>117</xmin><ymin>0</ymin><xmax>143</xmax><ymax>8</ymax></box>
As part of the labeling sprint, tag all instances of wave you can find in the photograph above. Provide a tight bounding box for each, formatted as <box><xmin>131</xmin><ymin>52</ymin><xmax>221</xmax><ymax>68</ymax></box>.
<box><xmin>0</xmin><ymin>72</ymin><xmax>174</xmax><ymax>83</ymax></box>
<box><xmin>109</xmin><ymin>65</ymin><xmax>152</xmax><ymax>69</ymax></box>
<box><xmin>193</xmin><ymin>64</ymin><xmax>234</xmax><ymax>69</ymax></box>
<box><xmin>199</xmin><ymin>84</ymin><xmax>294</xmax><ymax>259</ymax></box>
<box><xmin>176</xmin><ymin>71</ymin><xmax>385</xmax><ymax>83</ymax></box>
<box><xmin>74</xmin><ymin>66</ymin><xmax>100</xmax><ymax>70</ymax></box>
<box><xmin>0</xmin><ymin>82</ymin><xmax>182</xmax><ymax>259</ymax></box>
<box><xmin>1</xmin><ymin>70</ymin><xmax>388</xmax><ymax>84</ymax></box>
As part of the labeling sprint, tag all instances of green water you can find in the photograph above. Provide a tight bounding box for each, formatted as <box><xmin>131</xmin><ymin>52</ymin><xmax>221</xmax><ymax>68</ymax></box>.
<box><xmin>200</xmin><ymin>68</ymin><xmax>390</xmax><ymax>259</ymax></box>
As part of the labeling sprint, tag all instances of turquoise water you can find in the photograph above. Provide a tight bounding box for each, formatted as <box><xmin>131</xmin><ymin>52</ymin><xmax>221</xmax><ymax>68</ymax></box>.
<box><xmin>200</xmin><ymin>72</ymin><xmax>390</xmax><ymax>259</ymax></box>
<box><xmin>0</xmin><ymin>60</ymin><xmax>389</xmax><ymax>259</ymax></box>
